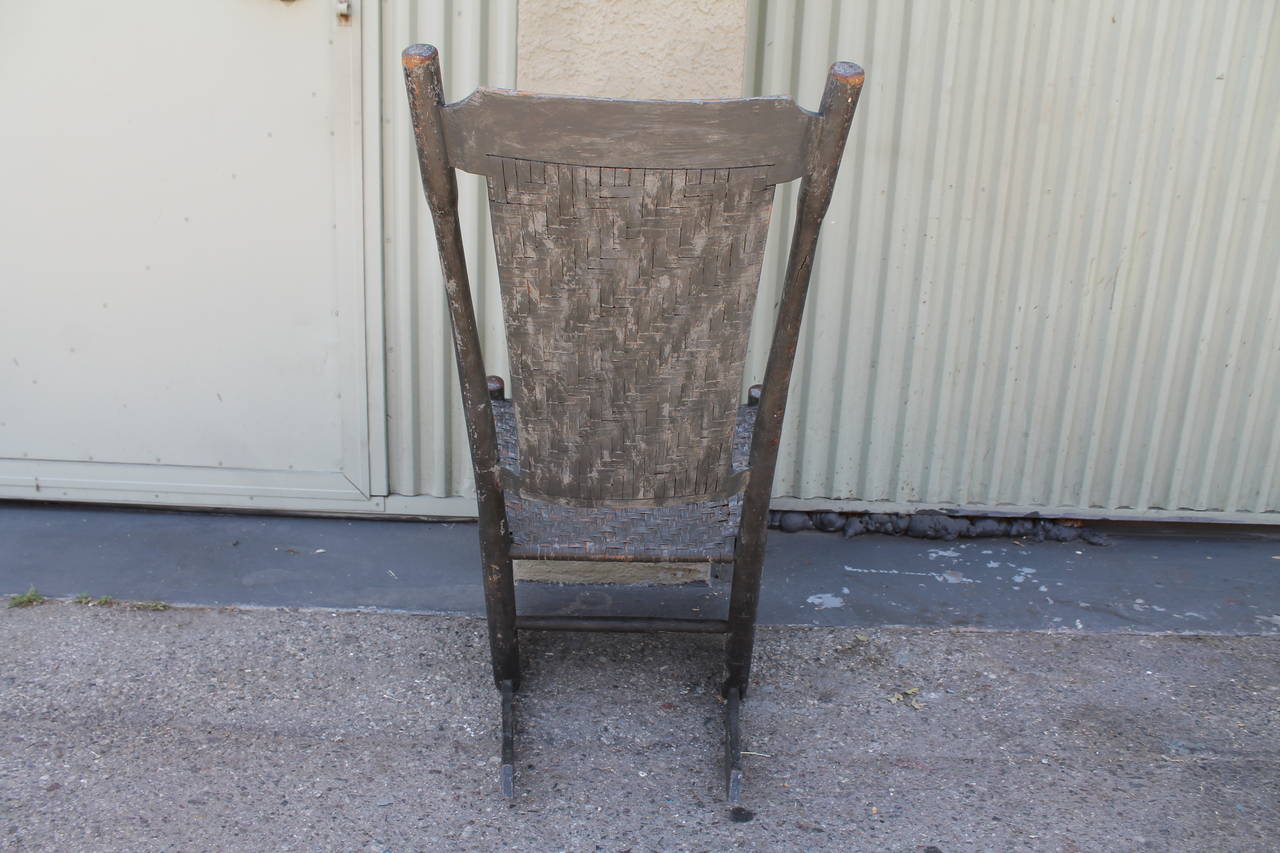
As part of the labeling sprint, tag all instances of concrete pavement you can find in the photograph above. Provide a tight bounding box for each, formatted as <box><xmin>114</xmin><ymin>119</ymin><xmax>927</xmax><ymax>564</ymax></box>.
<box><xmin>1</xmin><ymin>602</ymin><xmax>1277</xmax><ymax>852</ymax></box>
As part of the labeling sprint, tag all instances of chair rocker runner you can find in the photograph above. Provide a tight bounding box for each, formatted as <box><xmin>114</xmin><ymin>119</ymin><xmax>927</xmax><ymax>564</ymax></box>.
<box><xmin>402</xmin><ymin>44</ymin><xmax>863</xmax><ymax>802</ymax></box>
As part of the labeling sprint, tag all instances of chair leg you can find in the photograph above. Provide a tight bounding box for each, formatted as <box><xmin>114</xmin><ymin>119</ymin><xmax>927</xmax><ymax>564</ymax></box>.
<box><xmin>499</xmin><ymin>678</ymin><xmax>516</xmax><ymax>798</ymax></box>
<box><xmin>724</xmin><ymin>684</ymin><xmax>744</xmax><ymax>803</ymax></box>
<box><xmin>723</xmin><ymin>623</ymin><xmax>756</xmax><ymax>699</ymax></box>
<box><xmin>480</xmin><ymin>548</ymin><xmax>520</xmax><ymax>798</ymax></box>
<box><xmin>724</xmin><ymin>551</ymin><xmax>763</xmax><ymax>697</ymax></box>
<box><xmin>482</xmin><ymin>550</ymin><xmax>520</xmax><ymax>798</ymax></box>
<box><xmin>723</xmin><ymin>544</ymin><xmax>764</xmax><ymax>803</ymax></box>
<box><xmin>482</xmin><ymin>554</ymin><xmax>521</xmax><ymax>691</ymax></box>
<box><xmin>722</xmin><ymin>621</ymin><xmax>753</xmax><ymax>803</ymax></box>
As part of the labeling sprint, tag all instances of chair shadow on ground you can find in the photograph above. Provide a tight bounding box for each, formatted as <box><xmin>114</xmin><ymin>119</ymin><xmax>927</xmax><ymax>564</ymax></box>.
<box><xmin>499</xmin><ymin>629</ymin><xmax>744</xmax><ymax>806</ymax></box>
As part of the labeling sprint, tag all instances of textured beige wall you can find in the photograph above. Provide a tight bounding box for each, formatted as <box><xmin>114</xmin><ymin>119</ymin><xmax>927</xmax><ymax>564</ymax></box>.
<box><xmin>517</xmin><ymin>0</ymin><xmax>747</xmax><ymax>99</ymax></box>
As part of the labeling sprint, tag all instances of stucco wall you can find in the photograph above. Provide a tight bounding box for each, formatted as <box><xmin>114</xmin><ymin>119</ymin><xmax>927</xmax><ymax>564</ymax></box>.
<box><xmin>517</xmin><ymin>0</ymin><xmax>747</xmax><ymax>99</ymax></box>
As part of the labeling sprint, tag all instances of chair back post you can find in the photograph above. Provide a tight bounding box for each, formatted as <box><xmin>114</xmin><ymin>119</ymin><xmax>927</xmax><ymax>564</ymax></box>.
<box><xmin>726</xmin><ymin>62</ymin><xmax>864</xmax><ymax>692</ymax></box>
<box><xmin>403</xmin><ymin>45</ymin><xmax>518</xmax><ymax>687</ymax></box>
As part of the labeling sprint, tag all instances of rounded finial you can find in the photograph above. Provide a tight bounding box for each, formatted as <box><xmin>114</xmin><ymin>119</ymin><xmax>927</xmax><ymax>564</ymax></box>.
<box><xmin>829</xmin><ymin>61</ymin><xmax>865</xmax><ymax>85</ymax></box>
<box><xmin>402</xmin><ymin>44</ymin><xmax>439</xmax><ymax>69</ymax></box>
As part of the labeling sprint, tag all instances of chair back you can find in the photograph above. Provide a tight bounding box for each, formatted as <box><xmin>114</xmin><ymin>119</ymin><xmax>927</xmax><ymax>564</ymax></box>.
<box><xmin>434</xmin><ymin>87</ymin><xmax>818</xmax><ymax>506</ymax></box>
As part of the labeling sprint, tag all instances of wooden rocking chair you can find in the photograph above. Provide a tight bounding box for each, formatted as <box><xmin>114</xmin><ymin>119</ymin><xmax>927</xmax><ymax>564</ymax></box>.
<box><xmin>402</xmin><ymin>44</ymin><xmax>863</xmax><ymax>802</ymax></box>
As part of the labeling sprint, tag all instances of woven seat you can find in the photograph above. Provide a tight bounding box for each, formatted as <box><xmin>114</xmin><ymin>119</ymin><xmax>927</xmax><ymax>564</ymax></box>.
<box><xmin>494</xmin><ymin>400</ymin><xmax>755</xmax><ymax>561</ymax></box>
<box><xmin>403</xmin><ymin>43</ymin><xmax>863</xmax><ymax>803</ymax></box>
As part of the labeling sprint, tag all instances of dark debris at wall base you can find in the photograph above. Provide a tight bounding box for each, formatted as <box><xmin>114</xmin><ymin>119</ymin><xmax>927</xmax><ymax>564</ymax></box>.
<box><xmin>768</xmin><ymin>509</ymin><xmax>1110</xmax><ymax>545</ymax></box>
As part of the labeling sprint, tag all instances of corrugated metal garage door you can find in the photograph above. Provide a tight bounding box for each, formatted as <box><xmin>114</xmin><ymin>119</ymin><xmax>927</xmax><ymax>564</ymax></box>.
<box><xmin>744</xmin><ymin>0</ymin><xmax>1280</xmax><ymax>522</ymax></box>
<box><xmin>378</xmin><ymin>0</ymin><xmax>517</xmax><ymax>515</ymax></box>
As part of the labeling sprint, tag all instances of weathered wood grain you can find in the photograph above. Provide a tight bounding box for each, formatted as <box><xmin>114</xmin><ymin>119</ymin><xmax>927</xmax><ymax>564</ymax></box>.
<box><xmin>402</xmin><ymin>44</ymin><xmax>520</xmax><ymax>689</ymax></box>
<box><xmin>442</xmin><ymin>87</ymin><xmax>816</xmax><ymax>182</ymax></box>
<box><xmin>725</xmin><ymin>60</ymin><xmax>864</xmax><ymax>695</ymax></box>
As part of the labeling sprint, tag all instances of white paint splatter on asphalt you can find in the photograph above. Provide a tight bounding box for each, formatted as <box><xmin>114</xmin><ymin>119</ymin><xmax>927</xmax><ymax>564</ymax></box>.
<box><xmin>806</xmin><ymin>593</ymin><xmax>845</xmax><ymax>610</ymax></box>
<box><xmin>844</xmin><ymin>565</ymin><xmax>978</xmax><ymax>584</ymax></box>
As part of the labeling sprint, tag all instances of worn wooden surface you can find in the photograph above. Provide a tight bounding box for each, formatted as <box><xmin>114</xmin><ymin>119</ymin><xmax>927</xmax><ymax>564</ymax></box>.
<box><xmin>512</xmin><ymin>559</ymin><xmax>709</xmax><ymax>585</ymax></box>
<box><xmin>725</xmin><ymin>61</ymin><xmax>864</xmax><ymax>694</ymax></box>
<box><xmin>442</xmin><ymin>87</ymin><xmax>816</xmax><ymax>182</ymax></box>
<box><xmin>403</xmin><ymin>44</ymin><xmax>520</xmax><ymax>688</ymax></box>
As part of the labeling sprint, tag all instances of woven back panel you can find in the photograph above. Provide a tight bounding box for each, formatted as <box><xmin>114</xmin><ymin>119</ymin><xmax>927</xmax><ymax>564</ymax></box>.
<box><xmin>486</xmin><ymin>156</ymin><xmax>776</xmax><ymax>505</ymax></box>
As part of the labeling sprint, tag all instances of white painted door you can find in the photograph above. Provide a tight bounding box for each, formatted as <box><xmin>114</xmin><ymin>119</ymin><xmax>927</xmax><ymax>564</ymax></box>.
<box><xmin>0</xmin><ymin>0</ymin><xmax>380</xmax><ymax>511</ymax></box>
